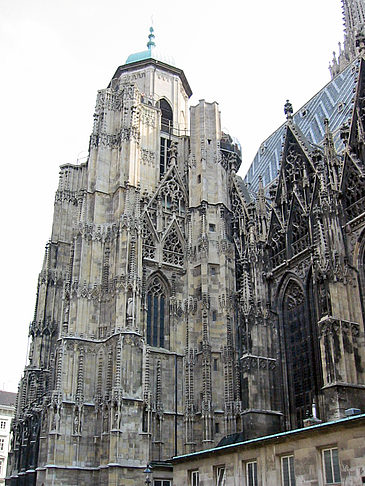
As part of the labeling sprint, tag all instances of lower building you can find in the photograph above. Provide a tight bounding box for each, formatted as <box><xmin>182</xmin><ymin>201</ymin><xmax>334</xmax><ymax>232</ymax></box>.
<box><xmin>0</xmin><ymin>392</ymin><xmax>16</xmax><ymax>486</ymax></box>
<box><xmin>172</xmin><ymin>413</ymin><xmax>365</xmax><ymax>486</ymax></box>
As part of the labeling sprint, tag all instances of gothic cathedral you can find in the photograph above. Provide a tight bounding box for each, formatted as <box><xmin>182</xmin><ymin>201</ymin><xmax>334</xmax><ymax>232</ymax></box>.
<box><xmin>6</xmin><ymin>2</ymin><xmax>365</xmax><ymax>485</ymax></box>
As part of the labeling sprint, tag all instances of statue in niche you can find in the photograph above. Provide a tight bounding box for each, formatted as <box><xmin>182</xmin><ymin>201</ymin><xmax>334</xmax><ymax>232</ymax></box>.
<box><xmin>318</xmin><ymin>279</ymin><xmax>332</xmax><ymax>318</ymax></box>
<box><xmin>127</xmin><ymin>296</ymin><xmax>135</xmax><ymax>329</ymax></box>
<box><xmin>73</xmin><ymin>413</ymin><xmax>80</xmax><ymax>435</ymax></box>
<box><xmin>127</xmin><ymin>297</ymin><xmax>134</xmax><ymax>318</ymax></box>
<box><xmin>103</xmin><ymin>411</ymin><xmax>109</xmax><ymax>433</ymax></box>
<box><xmin>51</xmin><ymin>405</ymin><xmax>60</xmax><ymax>432</ymax></box>
<box><xmin>113</xmin><ymin>408</ymin><xmax>120</xmax><ymax>429</ymax></box>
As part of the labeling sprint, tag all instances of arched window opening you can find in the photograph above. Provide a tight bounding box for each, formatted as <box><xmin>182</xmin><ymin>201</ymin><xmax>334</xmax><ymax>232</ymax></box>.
<box><xmin>146</xmin><ymin>276</ymin><xmax>168</xmax><ymax>348</ymax></box>
<box><xmin>159</xmin><ymin>99</ymin><xmax>173</xmax><ymax>133</ymax></box>
<box><xmin>282</xmin><ymin>280</ymin><xmax>317</xmax><ymax>428</ymax></box>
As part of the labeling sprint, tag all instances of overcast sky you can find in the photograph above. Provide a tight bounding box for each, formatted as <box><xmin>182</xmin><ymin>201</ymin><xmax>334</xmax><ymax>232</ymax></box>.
<box><xmin>0</xmin><ymin>0</ymin><xmax>344</xmax><ymax>392</ymax></box>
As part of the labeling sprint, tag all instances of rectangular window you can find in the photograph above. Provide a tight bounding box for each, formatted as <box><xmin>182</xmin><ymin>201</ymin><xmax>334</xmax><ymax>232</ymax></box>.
<box><xmin>190</xmin><ymin>470</ymin><xmax>199</xmax><ymax>486</ymax></box>
<box><xmin>209</xmin><ymin>223</ymin><xmax>216</xmax><ymax>232</ymax></box>
<box><xmin>213</xmin><ymin>359</ymin><xmax>218</xmax><ymax>371</ymax></box>
<box><xmin>215</xmin><ymin>422</ymin><xmax>220</xmax><ymax>434</ymax></box>
<box><xmin>160</xmin><ymin>137</ymin><xmax>171</xmax><ymax>177</ymax></box>
<box><xmin>0</xmin><ymin>420</ymin><xmax>6</xmax><ymax>429</ymax></box>
<box><xmin>212</xmin><ymin>310</ymin><xmax>217</xmax><ymax>321</ymax></box>
<box><xmin>246</xmin><ymin>461</ymin><xmax>258</xmax><ymax>486</ymax></box>
<box><xmin>154</xmin><ymin>481</ymin><xmax>171</xmax><ymax>486</ymax></box>
<box><xmin>216</xmin><ymin>466</ymin><xmax>226</xmax><ymax>486</ymax></box>
<box><xmin>0</xmin><ymin>438</ymin><xmax>4</xmax><ymax>451</ymax></box>
<box><xmin>322</xmin><ymin>448</ymin><xmax>341</xmax><ymax>484</ymax></box>
<box><xmin>0</xmin><ymin>458</ymin><xmax>3</xmax><ymax>475</ymax></box>
<box><xmin>281</xmin><ymin>455</ymin><xmax>295</xmax><ymax>486</ymax></box>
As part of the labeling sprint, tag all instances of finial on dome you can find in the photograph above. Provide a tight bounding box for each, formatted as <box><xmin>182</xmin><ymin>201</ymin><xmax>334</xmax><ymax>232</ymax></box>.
<box><xmin>147</xmin><ymin>26</ymin><xmax>156</xmax><ymax>50</ymax></box>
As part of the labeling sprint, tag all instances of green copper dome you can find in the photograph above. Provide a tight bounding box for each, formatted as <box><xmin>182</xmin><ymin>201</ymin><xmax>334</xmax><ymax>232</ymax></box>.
<box><xmin>125</xmin><ymin>27</ymin><xmax>176</xmax><ymax>67</ymax></box>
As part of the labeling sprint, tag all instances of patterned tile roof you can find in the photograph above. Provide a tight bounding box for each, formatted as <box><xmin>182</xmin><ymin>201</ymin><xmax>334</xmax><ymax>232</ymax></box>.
<box><xmin>244</xmin><ymin>59</ymin><xmax>360</xmax><ymax>192</ymax></box>
<box><xmin>0</xmin><ymin>390</ymin><xmax>16</xmax><ymax>407</ymax></box>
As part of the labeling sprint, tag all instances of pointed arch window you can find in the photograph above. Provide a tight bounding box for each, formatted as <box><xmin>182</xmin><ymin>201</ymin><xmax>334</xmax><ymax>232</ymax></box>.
<box><xmin>159</xmin><ymin>99</ymin><xmax>173</xmax><ymax>133</ymax></box>
<box><xmin>282</xmin><ymin>280</ymin><xmax>318</xmax><ymax>428</ymax></box>
<box><xmin>146</xmin><ymin>276</ymin><xmax>169</xmax><ymax>348</ymax></box>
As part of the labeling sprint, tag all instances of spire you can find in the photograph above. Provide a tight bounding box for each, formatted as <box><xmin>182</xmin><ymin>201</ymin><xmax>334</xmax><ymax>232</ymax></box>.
<box><xmin>343</xmin><ymin>0</ymin><xmax>365</xmax><ymax>41</ymax></box>
<box><xmin>147</xmin><ymin>26</ymin><xmax>155</xmax><ymax>50</ymax></box>
<box><xmin>330</xmin><ymin>0</ymin><xmax>365</xmax><ymax>78</ymax></box>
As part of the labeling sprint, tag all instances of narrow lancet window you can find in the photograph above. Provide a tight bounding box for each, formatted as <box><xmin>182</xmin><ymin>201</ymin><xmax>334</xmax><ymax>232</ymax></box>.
<box><xmin>146</xmin><ymin>276</ymin><xmax>168</xmax><ymax>348</ymax></box>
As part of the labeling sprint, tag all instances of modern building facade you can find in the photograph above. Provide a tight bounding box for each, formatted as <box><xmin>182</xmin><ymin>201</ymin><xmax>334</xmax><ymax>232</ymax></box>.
<box><xmin>0</xmin><ymin>392</ymin><xmax>16</xmax><ymax>485</ymax></box>
<box><xmin>6</xmin><ymin>1</ymin><xmax>365</xmax><ymax>485</ymax></box>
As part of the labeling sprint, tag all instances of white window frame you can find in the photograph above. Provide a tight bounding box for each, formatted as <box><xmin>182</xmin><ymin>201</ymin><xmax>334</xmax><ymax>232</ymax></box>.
<box><xmin>322</xmin><ymin>447</ymin><xmax>341</xmax><ymax>484</ymax></box>
<box><xmin>153</xmin><ymin>480</ymin><xmax>172</xmax><ymax>486</ymax></box>
<box><xmin>216</xmin><ymin>465</ymin><xmax>226</xmax><ymax>486</ymax></box>
<box><xmin>190</xmin><ymin>470</ymin><xmax>199</xmax><ymax>486</ymax></box>
<box><xmin>0</xmin><ymin>420</ymin><xmax>6</xmax><ymax>429</ymax></box>
<box><xmin>0</xmin><ymin>458</ymin><xmax>3</xmax><ymax>475</ymax></box>
<box><xmin>246</xmin><ymin>460</ymin><xmax>258</xmax><ymax>486</ymax></box>
<box><xmin>281</xmin><ymin>455</ymin><xmax>295</xmax><ymax>486</ymax></box>
<box><xmin>0</xmin><ymin>438</ymin><xmax>5</xmax><ymax>452</ymax></box>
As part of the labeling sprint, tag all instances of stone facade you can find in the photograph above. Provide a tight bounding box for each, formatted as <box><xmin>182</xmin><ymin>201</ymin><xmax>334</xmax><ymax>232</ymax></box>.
<box><xmin>6</xmin><ymin>50</ymin><xmax>242</xmax><ymax>486</ymax></box>
<box><xmin>172</xmin><ymin>414</ymin><xmax>365</xmax><ymax>485</ymax></box>
<box><xmin>6</xmin><ymin>2</ymin><xmax>365</xmax><ymax>485</ymax></box>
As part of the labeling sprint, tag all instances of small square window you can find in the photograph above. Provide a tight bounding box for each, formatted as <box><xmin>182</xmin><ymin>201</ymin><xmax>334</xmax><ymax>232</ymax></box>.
<box><xmin>209</xmin><ymin>223</ymin><xmax>216</xmax><ymax>232</ymax></box>
<box><xmin>322</xmin><ymin>448</ymin><xmax>341</xmax><ymax>484</ymax></box>
<box><xmin>154</xmin><ymin>481</ymin><xmax>171</xmax><ymax>486</ymax></box>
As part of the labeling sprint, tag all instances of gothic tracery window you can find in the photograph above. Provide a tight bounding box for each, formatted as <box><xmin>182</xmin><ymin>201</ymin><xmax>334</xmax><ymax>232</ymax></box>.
<box><xmin>162</xmin><ymin>230</ymin><xmax>184</xmax><ymax>266</ymax></box>
<box><xmin>343</xmin><ymin>160</ymin><xmax>365</xmax><ymax>221</ymax></box>
<box><xmin>146</xmin><ymin>276</ymin><xmax>168</xmax><ymax>348</ymax></box>
<box><xmin>160</xmin><ymin>179</ymin><xmax>185</xmax><ymax>215</ymax></box>
<box><xmin>142</xmin><ymin>219</ymin><xmax>156</xmax><ymax>260</ymax></box>
<box><xmin>290</xmin><ymin>206</ymin><xmax>309</xmax><ymax>256</ymax></box>
<box><xmin>282</xmin><ymin>280</ymin><xmax>317</xmax><ymax>428</ymax></box>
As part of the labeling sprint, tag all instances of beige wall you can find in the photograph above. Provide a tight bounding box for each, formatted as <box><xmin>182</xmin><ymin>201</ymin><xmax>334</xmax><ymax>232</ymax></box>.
<box><xmin>0</xmin><ymin>406</ymin><xmax>14</xmax><ymax>485</ymax></box>
<box><xmin>173</xmin><ymin>416</ymin><xmax>365</xmax><ymax>486</ymax></box>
